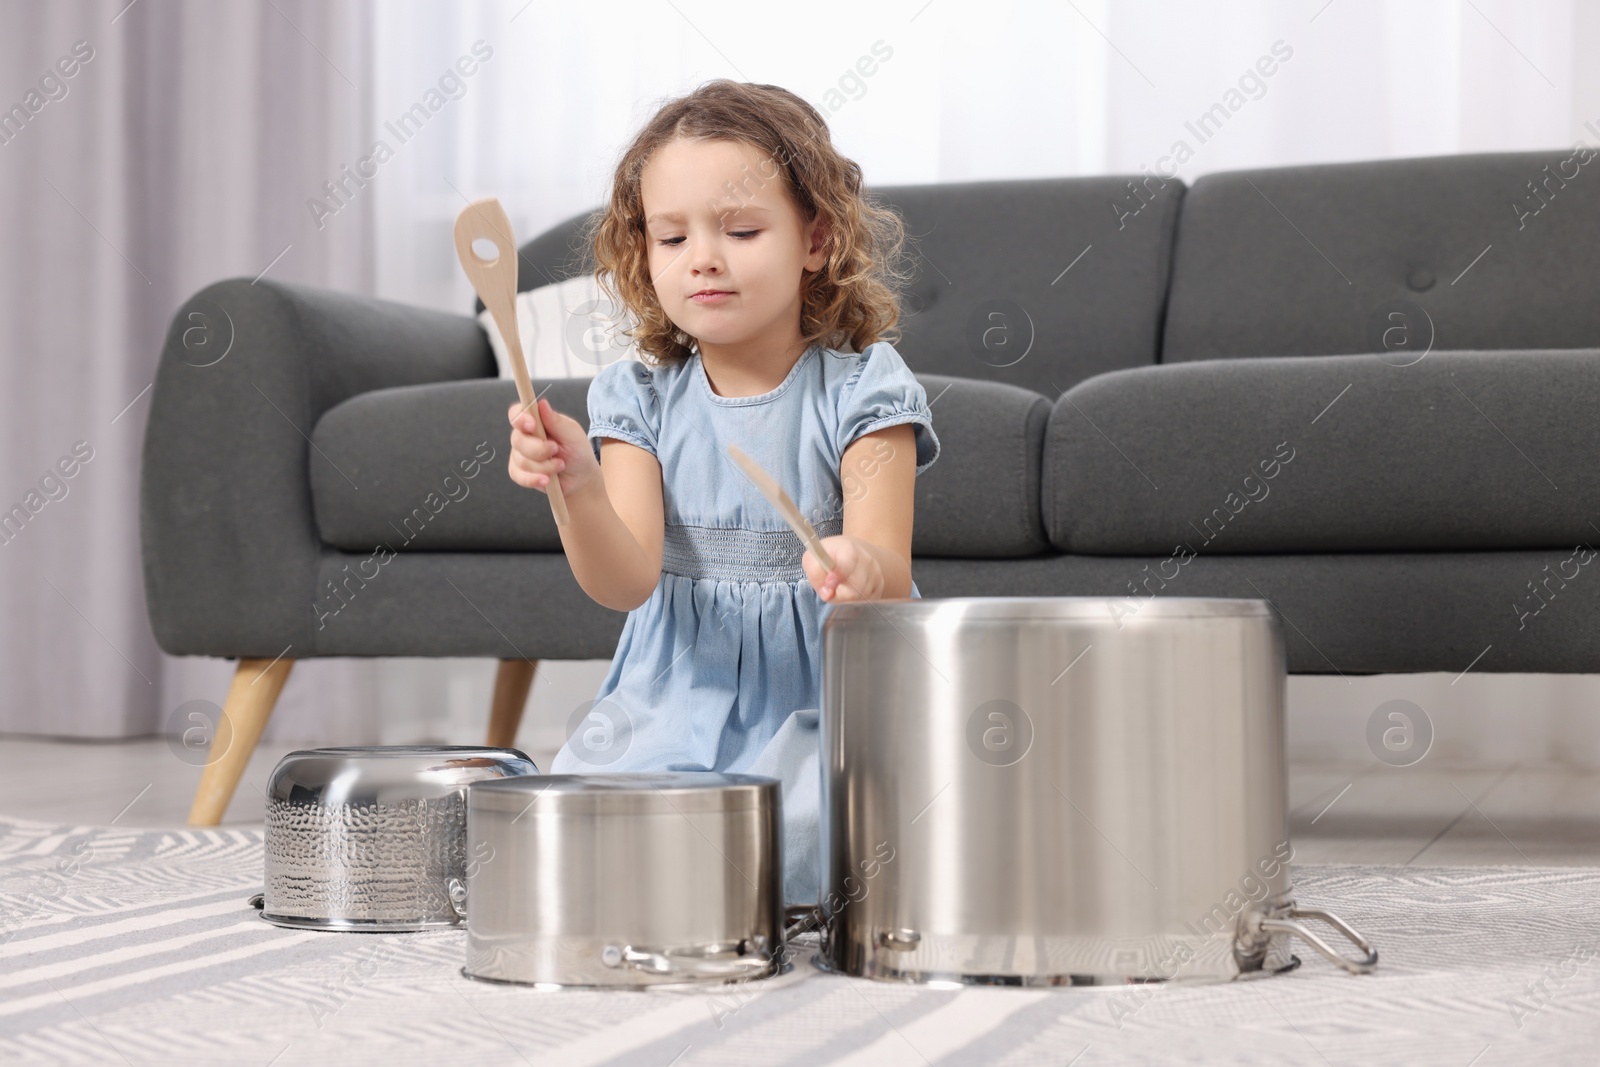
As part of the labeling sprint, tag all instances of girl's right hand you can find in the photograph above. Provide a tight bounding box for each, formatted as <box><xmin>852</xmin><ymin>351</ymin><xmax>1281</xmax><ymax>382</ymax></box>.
<box><xmin>507</xmin><ymin>397</ymin><xmax>600</xmax><ymax>499</ymax></box>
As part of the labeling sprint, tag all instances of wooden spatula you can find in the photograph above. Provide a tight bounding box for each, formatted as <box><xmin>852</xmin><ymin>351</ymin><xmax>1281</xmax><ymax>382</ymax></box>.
<box><xmin>454</xmin><ymin>197</ymin><xmax>569</xmax><ymax>527</ymax></box>
<box><xmin>726</xmin><ymin>444</ymin><xmax>837</xmax><ymax>572</ymax></box>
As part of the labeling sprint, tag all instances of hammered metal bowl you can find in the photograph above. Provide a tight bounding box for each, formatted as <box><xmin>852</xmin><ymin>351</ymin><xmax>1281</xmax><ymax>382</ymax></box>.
<box><xmin>257</xmin><ymin>745</ymin><xmax>537</xmax><ymax>931</ymax></box>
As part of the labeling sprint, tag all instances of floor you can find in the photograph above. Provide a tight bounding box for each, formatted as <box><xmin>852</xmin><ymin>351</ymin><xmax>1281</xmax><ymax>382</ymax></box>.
<box><xmin>9</xmin><ymin>812</ymin><xmax>1593</xmax><ymax>1067</ymax></box>
<box><xmin>1</xmin><ymin>736</ymin><xmax>1596</xmax><ymax>867</ymax></box>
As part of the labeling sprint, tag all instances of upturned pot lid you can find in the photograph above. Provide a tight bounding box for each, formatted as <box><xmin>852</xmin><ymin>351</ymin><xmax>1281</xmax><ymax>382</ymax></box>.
<box><xmin>469</xmin><ymin>772</ymin><xmax>779</xmax><ymax>816</ymax></box>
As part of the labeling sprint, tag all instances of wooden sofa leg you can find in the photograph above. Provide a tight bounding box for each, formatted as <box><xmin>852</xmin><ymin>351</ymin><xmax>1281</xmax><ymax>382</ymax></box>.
<box><xmin>187</xmin><ymin>657</ymin><xmax>295</xmax><ymax>826</ymax></box>
<box><xmin>488</xmin><ymin>659</ymin><xmax>537</xmax><ymax>749</ymax></box>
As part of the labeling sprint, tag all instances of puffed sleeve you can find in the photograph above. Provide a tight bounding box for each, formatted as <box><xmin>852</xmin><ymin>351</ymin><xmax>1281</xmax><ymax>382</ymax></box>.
<box><xmin>586</xmin><ymin>359</ymin><xmax>659</xmax><ymax>462</ymax></box>
<box><xmin>834</xmin><ymin>341</ymin><xmax>941</xmax><ymax>474</ymax></box>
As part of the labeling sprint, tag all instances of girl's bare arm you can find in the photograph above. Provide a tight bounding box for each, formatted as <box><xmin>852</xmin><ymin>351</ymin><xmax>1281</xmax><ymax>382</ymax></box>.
<box><xmin>508</xmin><ymin>398</ymin><xmax>664</xmax><ymax>611</ymax></box>
<box><xmin>801</xmin><ymin>423</ymin><xmax>917</xmax><ymax>601</ymax></box>
<box><xmin>561</xmin><ymin>440</ymin><xmax>664</xmax><ymax>611</ymax></box>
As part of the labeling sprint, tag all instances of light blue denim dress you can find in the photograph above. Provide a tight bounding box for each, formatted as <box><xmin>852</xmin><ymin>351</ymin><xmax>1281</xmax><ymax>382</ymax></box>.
<box><xmin>548</xmin><ymin>339</ymin><xmax>940</xmax><ymax>906</ymax></box>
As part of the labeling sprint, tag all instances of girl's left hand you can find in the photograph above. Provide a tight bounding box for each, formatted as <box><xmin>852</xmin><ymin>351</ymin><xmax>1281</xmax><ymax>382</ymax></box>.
<box><xmin>803</xmin><ymin>535</ymin><xmax>884</xmax><ymax>603</ymax></box>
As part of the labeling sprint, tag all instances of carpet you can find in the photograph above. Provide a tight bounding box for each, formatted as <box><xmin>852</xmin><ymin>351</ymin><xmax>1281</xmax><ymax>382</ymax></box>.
<box><xmin>2</xmin><ymin>814</ymin><xmax>1597</xmax><ymax>1065</ymax></box>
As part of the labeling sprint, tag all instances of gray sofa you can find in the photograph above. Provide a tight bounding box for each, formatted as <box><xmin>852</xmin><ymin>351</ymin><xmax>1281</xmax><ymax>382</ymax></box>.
<box><xmin>142</xmin><ymin>149</ymin><xmax>1600</xmax><ymax>820</ymax></box>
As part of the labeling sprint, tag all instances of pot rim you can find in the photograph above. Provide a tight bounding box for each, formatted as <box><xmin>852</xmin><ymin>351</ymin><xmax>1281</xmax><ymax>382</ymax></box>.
<box><xmin>266</xmin><ymin>746</ymin><xmax>537</xmax><ymax>804</ymax></box>
<box><xmin>823</xmin><ymin>595</ymin><xmax>1275</xmax><ymax>623</ymax></box>
<box><xmin>468</xmin><ymin>772</ymin><xmax>780</xmax><ymax>816</ymax></box>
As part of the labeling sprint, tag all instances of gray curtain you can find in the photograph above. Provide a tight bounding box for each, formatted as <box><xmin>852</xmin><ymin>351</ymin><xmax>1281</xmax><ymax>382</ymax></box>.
<box><xmin>0</xmin><ymin>0</ymin><xmax>377</xmax><ymax>738</ymax></box>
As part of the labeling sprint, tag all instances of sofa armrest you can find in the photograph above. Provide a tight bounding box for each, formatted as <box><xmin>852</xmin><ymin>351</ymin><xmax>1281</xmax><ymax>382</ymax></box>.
<box><xmin>140</xmin><ymin>277</ymin><xmax>495</xmax><ymax>656</ymax></box>
<box><xmin>1045</xmin><ymin>348</ymin><xmax>1600</xmax><ymax>555</ymax></box>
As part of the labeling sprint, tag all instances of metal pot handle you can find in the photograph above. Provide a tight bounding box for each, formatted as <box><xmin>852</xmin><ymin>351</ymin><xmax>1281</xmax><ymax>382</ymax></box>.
<box><xmin>784</xmin><ymin>904</ymin><xmax>825</xmax><ymax>941</ymax></box>
<box><xmin>1254</xmin><ymin>905</ymin><xmax>1378</xmax><ymax>975</ymax></box>
<box><xmin>601</xmin><ymin>943</ymin><xmax>773</xmax><ymax>981</ymax></box>
<box><xmin>446</xmin><ymin>877</ymin><xmax>468</xmax><ymax>921</ymax></box>
<box><xmin>598</xmin><ymin>906</ymin><xmax>826</xmax><ymax>980</ymax></box>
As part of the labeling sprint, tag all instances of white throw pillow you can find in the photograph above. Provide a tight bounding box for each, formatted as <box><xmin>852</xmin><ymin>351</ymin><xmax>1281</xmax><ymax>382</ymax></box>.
<box><xmin>477</xmin><ymin>273</ymin><xmax>640</xmax><ymax>380</ymax></box>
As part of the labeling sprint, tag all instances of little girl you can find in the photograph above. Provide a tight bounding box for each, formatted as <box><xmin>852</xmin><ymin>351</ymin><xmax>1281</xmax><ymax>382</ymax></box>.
<box><xmin>505</xmin><ymin>80</ymin><xmax>940</xmax><ymax>907</ymax></box>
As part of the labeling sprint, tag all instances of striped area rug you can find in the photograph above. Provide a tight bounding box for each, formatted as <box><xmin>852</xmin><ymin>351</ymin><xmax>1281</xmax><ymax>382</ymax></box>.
<box><xmin>2</xmin><ymin>814</ymin><xmax>1598</xmax><ymax>1065</ymax></box>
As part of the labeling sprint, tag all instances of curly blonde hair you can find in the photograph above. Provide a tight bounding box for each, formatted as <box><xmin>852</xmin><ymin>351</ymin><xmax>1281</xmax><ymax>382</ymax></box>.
<box><xmin>581</xmin><ymin>79</ymin><xmax>912</xmax><ymax>368</ymax></box>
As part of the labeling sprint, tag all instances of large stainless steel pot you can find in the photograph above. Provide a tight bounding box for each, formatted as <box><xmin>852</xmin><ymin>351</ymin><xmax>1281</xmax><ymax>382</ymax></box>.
<box><xmin>819</xmin><ymin>596</ymin><xmax>1377</xmax><ymax>985</ymax></box>
<box><xmin>461</xmin><ymin>772</ymin><xmax>787</xmax><ymax>989</ymax></box>
<box><xmin>255</xmin><ymin>745</ymin><xmax>537</xmax><ymax>931</ymax></box>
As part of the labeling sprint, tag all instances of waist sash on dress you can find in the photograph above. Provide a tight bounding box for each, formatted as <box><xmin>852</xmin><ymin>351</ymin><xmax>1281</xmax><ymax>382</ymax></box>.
<box><xmin>660</xmin><ymin>517</ymin><xmax>845</xmax><ymax>583</ymax></box>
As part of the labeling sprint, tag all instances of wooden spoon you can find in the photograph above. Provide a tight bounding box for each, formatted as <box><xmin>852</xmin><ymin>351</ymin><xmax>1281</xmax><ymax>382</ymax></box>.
<box><xmin>454</xmin><ymin>197</ymin><xmax>569</xmax><ymax>526</ymax></box>
<box><xmin>726</xmin><ymin>444</ymin><xmax>836</xmax><ymax>572</ymax></box>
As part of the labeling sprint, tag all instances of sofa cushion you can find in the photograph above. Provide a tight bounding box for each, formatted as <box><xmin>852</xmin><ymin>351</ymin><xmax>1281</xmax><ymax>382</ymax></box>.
<box><xmin>311</xmin><ymin>374</ymin><xmax>1051</xmax><ymax>558</ymax></box>
<box><xmin>1163</xmin><ymin>149</ymin><xmax>1600</xmax><ymax>362</ymax></box>
<box><xmin>906</xmin><ymin>375</ymin><xmax>1050</xmax><ymax>557</ymax></box>
<box><xmin>909</xmin><ymin>549</ymin><xmax>1600</xmax><ymax>675</ymax></box>
<box><xmin>478</xmin><ymin>274</ymin><xmax>642</xmax><ymax>380</ymax></box>
<box><xmin>515</xmin><ymin>173</ymin><xmax>1185</xmax><ymax>399</ymax></box>
<box><xmin>864</xmin><ymin>177</ymin><xmax>1184</xmax><ymax>399</ymax></box>
<box><xmin>1044</xmin><ymin>349</ymin><xmax>1600</xmax><ymax>554</ymax></box>
<box><xmin>310</xmin><ymin>378</ymin><xmax>584</xmax><ymax>554</ymax></box>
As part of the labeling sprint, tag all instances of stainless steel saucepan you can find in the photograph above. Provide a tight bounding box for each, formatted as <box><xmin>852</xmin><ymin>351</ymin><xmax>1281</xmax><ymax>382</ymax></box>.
<box><xmin>460</xmin><ymin>772</ymin><xmax>791</xmax><ymax>989</ymax></box>
<box><xmin>818</xmin><ymin>596</ymin><xmax>1377</xmax><ymax>985</ymax></box>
